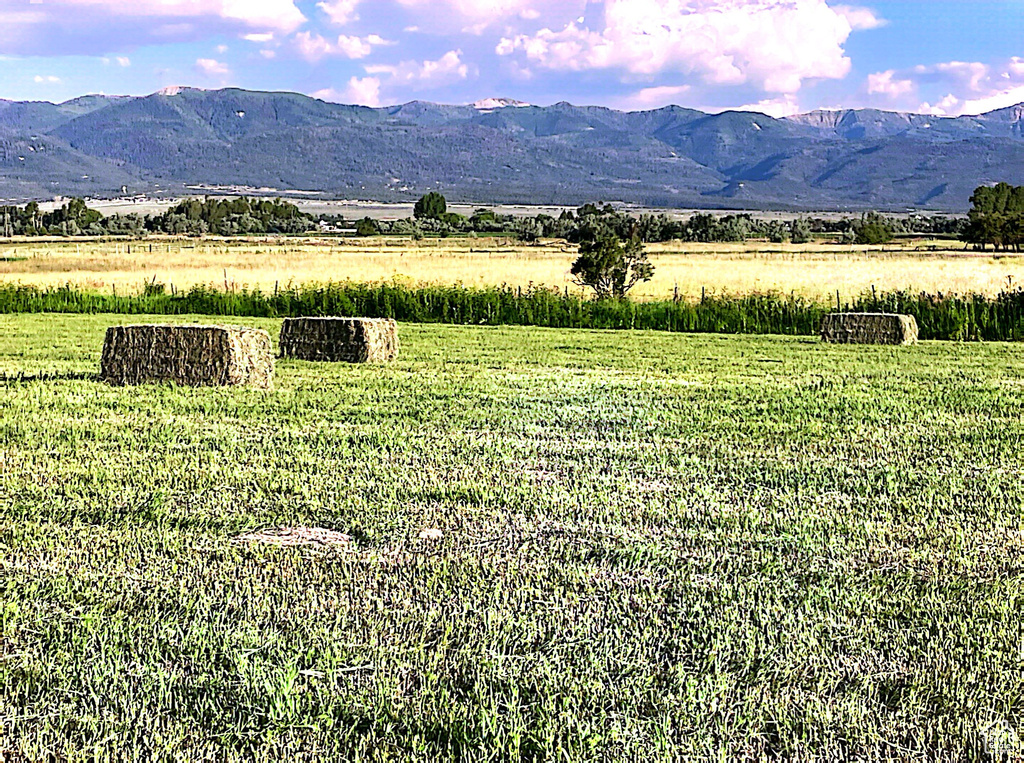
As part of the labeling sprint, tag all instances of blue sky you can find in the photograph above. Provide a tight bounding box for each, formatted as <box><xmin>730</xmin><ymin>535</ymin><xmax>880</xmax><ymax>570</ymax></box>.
<box><xmin>0</xmin><ymin>0</ymin><xmax>1022</xmax><ymax>116</ymax></box>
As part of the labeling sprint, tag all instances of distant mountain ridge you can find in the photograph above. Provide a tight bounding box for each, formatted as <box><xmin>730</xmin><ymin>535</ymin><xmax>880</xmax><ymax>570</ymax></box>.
<box><xmin>2</xmin><ymin>87</ymin><xmax>1024</xmax><ymax>210</ymax></box>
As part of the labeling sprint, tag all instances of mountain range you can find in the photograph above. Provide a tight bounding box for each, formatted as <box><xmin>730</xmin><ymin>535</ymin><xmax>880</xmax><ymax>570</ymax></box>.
<box><xmin>2</xmin><ymin>86</ymin><xmax>1024</xmax><ymax>211</ymax></box>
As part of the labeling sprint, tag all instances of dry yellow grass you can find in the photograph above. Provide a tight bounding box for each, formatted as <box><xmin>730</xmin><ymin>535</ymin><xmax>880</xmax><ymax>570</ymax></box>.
<box><xmin>1</xmin><ymin>235</ymin><xmax>1021</xmax><ymax>300</ymax></box>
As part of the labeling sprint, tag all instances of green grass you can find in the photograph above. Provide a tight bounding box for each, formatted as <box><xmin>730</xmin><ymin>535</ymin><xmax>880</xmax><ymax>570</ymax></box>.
<box><xmin>1</xmin><ymin>315</ymin><xmax>1023</xmax><ymax>760</ymax></box>
<box><xmin>7</xmin><ymin>281</ymin><xmax>1024</xmax><ymax>341</ymax></box>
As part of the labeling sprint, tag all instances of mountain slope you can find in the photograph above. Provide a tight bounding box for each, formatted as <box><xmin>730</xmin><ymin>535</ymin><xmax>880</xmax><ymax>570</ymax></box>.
<box><xmin>2</xmin><ymin>87</ymin><xmax>1023</xmax><ymax>210</ymax></box>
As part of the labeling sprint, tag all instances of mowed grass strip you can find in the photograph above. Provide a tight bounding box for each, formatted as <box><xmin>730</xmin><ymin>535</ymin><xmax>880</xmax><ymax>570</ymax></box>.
<box><xmin>1</xmin><ymin>315</ymin><xmax>1023</xmax><ymax>760</ymax></box>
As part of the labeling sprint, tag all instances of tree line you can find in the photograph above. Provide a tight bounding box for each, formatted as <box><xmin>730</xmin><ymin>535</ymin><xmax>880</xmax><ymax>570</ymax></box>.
<box><xmin>0</xmin><ymin>197</ymin><xmax>315</xmax><ymax>237</ymax></box>
<box><xmin>0</xmin><ymin>191</ymin><xmax>976</xmax><ymax>245</ymax></box>
<box><xmin>350</xmin><ymin>194</ymin><xmax>964</xmax><ymax>245</ymax></box>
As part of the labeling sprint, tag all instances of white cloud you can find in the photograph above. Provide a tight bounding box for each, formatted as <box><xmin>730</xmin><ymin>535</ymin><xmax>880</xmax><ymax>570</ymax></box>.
<box><xmin>619</xmin><ymin>84</ymin><xmax>691</xmax><ymax>110</ymax></box>
<box><xmin>33</xmin><ymin>75</ymin><xmax>61</xmax><ymax>84</ymax></box>
<box><xmin>915</xmin><ymin>60</ymin><xmax>990</xmax><ymax>93</ymax></box>
<box><xmin>294</xmin><ymin>31</ymin><xmax>392</xmax><ymax>62</ymax></box>
<box><xmin>195</xmin><ymin>57</ymin><xmax>231</xmax><ymax>77</ymax></box>
<box><xmin>0</xmin><ymin>0</ymin><xmax>305</xmax><ymax>56</ymax></box>
<box><xmin>734</xmin><ymin>94</ymin><xmax>802</xmax><ymax>117</ymax></box>
<box><xmin>396</xmin><ymin>0</ymin><xmax>582</xmax><ymax>22</ymax></box>
<box><xmin>867</xmin><ymin>69</ymin><xmax>913</xmax><ymax>98</ymax></box>
<box><xmin>56</xmin><ymin>0</ymin><xmax>306</xmax><ymax>33</ymax></box>
<box><xmin>317</xmin><ymin>0</ymin><xmax>360</xmax><ymax>26</ymax></box>
<box><xmin>366</xmin><ymin>50</ymin><xmax>470</xmax><ymax>87</ymax></box>
<box><xmin>834</xmin><ymin>4</ymin><xmax>886</xmax><ymax>30</ymax></box>
<box><xmin>497</xmin><ymin>0</ymin><xmax>878</xmax><ymax>94</ymax></box>
<box><xmin>875</xmin><ymin>57</ymin><xmax>1024</xmax><ymax>116</ymax></box>
<box><xmin>921</xmin><ymin>86</ymin><xmax>1024</xmax><ymax>117</ymax></box>
<box><xmin>313</xmin><ymin>76</ymin><xmax>382</xmax><ymax>106</ymax></box>
<box><xmin>917</xmin><ymin>94</ymin><xmax>961</xmax><ymax>117</ymax></box>
<box><xmin>956</xmin><ymin>86</ymin><xmax>1024</xmax><ymax>115</ymax></box>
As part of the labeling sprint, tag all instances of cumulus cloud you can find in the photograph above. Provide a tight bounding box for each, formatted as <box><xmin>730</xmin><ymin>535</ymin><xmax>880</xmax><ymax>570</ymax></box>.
<box><xmin>497</xmin><ymin>0</ymin><xmax>880</xmax><ymax>94</ymax></box>
<box><xmin>195</xmin><ymin>57</ymin><xmax>231</xmax><ymax>77</ymax></box>
<box><xmin>618</xmin><ymin>84</ymin><xmax>691</xmax><ymax>110</ymax></box>
<box><xmin>834</xmin><ymin>4</ymin><xmax>886</xmax><ymax>30</ymax></box>
<box><xmin>56</xmin><ymin>0</ymin><xmax>304</xmax><ymax>31</ymax></box>
<box><xmin>312</xmin><ymin>76</ymin><xmax>382</xmax><ymax>106</ymax></box>
<box><xmin>310</xmin><ymin>53</ymin><xmax>470</xmax><ymax>106</ymax></box>
<box><xmin>866</xmin><ymin>69</ymin><xmax>913</xmax><ymax>98</ymax></box>
<box><xmin>396</xmin><ymin>0</ymin><xmax>583</xmax><ymax>22</ymax></box>
<box><xmin>734</xmin><ymin>94</ymin><xmax>803</xmax><ymax>117</ymax></box>
<box><xmin>954</xmin><ymin>86</ymin><xmax>1024</xmax><ymax>115</ymax></box>
<box><xmin>366</xmin><ymin>50</ymin><xmax>470</xmax><ymax>87</ymax></box>
<box><xmin>867</xmin><ymin>57</ymin><xmax>1024</xmax><ymax>116</ymax></box>
<box><xmin>916</xmin><ymin>60</ymin><xmax>990</xmax><ymax>93</ymax></box>
<box><xmin>295</xmin><ymin>31</ymin><xmax>392</xmax><ymax>62</ymax></box>
<box><xmin>917</xmin><ymin>94</ymin><xmax>960</xmax><ymax>117</ymax></box>
<box><xmin>33</xmin><ymin>75</ymin><xmax>62</xmax><ymax>84</ymax></box>
<box><xmin>317</xmin><ymin>0</ymin><xmax>361</xmax><ymax>26</ymax></box>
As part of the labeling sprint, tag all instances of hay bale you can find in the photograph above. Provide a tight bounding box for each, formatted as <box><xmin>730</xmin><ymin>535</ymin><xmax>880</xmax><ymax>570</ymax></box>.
<box><xmin>279</xmin><ymin>317</ymin><xmax>399</xmax><ymax>363</ymax></box>
<box><xmin>101</xmin><ymin>324</ymin><xmax>274</xmax><ymax>388</ymax></box>
<box><xmin>820</xmin><ymin>312</ymin><xmax>919</xmax><ymax>345</ymax></box>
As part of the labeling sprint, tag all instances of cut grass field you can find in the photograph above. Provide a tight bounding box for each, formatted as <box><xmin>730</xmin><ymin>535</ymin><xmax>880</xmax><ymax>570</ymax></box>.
<box><xmin>1</xmin><ymin>236</ymin><xmax>1021</xmax><ymax>301</ymax></box>
<box><xmin>2</xmin><ymin>314</ymin><xmax>1023</xmax><ymax>759</ymax></box>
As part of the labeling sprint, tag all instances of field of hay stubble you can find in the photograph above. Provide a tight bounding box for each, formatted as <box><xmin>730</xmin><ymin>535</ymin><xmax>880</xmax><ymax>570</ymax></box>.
<box><xmin>1</xmin><ymin>313</ymin><xmax>1023</xmax><ymax>759</ymax></box>
<box><xmin>2</xmin><ymin>236</ymin><xmax>1023</xmax><ymax>301</ymax></box>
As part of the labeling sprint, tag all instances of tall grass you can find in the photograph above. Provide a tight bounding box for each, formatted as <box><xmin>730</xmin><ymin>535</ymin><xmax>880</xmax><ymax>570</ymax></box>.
<box><xmin>2</xmin><ymin>281</ymin><xmax>1023</xmax><ymax>340</ymax></box>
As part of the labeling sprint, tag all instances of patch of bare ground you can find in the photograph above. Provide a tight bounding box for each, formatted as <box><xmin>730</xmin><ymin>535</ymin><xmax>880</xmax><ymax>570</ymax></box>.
<box><xmin>234</xmin><ymin>526</ymin><xmax>354</xmax><ymax>548</ymax></box>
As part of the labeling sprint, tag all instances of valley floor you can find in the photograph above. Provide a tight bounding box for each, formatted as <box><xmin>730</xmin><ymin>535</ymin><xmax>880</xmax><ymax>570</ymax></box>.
<box><xmin>1</xmin><ymin>236</ymin><xmax>1020</xmax><ymax>302</ymax></box>
<box><xmin>1</xmin><ymin>316</ymin><xmax>1022</xmax><ymax>759</ymax></box>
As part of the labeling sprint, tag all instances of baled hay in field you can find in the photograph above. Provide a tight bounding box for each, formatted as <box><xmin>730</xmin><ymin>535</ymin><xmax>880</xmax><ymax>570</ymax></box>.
<box><xmin>101</xmin><ymin>324</ymin><xmax>274</xmax><ymax>388</ymax></box>
<box><xmin>820</xmin><ymin>312</ymin><xmax>919</xmax><ymax>345</ymax></box>
<box><xmin>279</xmin><ymin>317</ymin><xmax>399</xmax><ymax>363</ymax></box>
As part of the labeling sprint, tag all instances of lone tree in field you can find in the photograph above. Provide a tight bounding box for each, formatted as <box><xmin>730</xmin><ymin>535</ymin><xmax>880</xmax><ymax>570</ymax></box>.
<box><xmin>414</xmin><ymin>192</ymin><xmax>447</xmax><ymax>220</ymax></box>
<box><xmin>570</xmin><ymin>222</ymin><xmax>654</xmax><ymax>299</ymax></box>
<box><xmin>962</xmin><ymin>182</ymin><xmax>1024</xmax><ymax>251</ymax></box>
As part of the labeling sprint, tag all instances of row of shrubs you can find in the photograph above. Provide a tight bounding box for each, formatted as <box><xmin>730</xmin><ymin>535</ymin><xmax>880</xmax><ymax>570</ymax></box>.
<box><xmin>3</xmin><ymin>282</ymin><xmax>1024</xmax><ymax>341</ymax></box>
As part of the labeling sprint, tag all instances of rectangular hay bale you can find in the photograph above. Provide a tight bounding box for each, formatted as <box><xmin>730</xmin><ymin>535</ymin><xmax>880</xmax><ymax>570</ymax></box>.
<box><xmin>279</xmin><ymin>317</ymin><xmax>399</xmax><ymax>363</ymax></box>
<box><xmin>820</xmin><ymin>312</ymin><xmax>919</xmax><ymax>345</ymax></box>
<box><xmin>100</xmin><ymin>324</ymin><xmax>274</xmax><ymax>388</ymax></box>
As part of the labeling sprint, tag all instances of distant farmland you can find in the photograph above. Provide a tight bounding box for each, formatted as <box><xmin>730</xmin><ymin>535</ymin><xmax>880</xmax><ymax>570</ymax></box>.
<box><xmin>0</xmin><ymin>235</ymin><xmax>1020</xmax><ymax>301</ymax></box>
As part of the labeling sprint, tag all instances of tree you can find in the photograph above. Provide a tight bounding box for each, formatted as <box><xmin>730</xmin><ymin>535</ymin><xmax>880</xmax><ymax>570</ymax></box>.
<box><xmin>790</xmin><ymin>218</ymin><xmax>813</xmax><ymax>244</ymax></box>
<box><xmin>963</xmin><ymin>183</ymin><xmax>1024</xmax><ymax>251</ymax></box>
<box><xmin>853</xmin><ymin>212</ymin><xmax>894</xmax><ymax>245</ymax></box>
<box><xmin>570</xmin><ymin>224</ymin><xmax>654</xmax><ymax>299</ymax></box>
<box><xmin>355</xmin><ymin>217</ymin><xmax>380</xmax><ymax>236</ymax></box>
<box><xmin>513</xmin><ymin>217</ymin><xmax>543</xmax><ymax>243</ymax></box>
<box><xmin>413</xmin><ymin>192</ymin><xmax>447</xmax><ymax>220</ymax></box>
<box><xmin>764</xmin><ymin>220</ymin><xmax>789</xmax><ymax>244</ymax></box>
